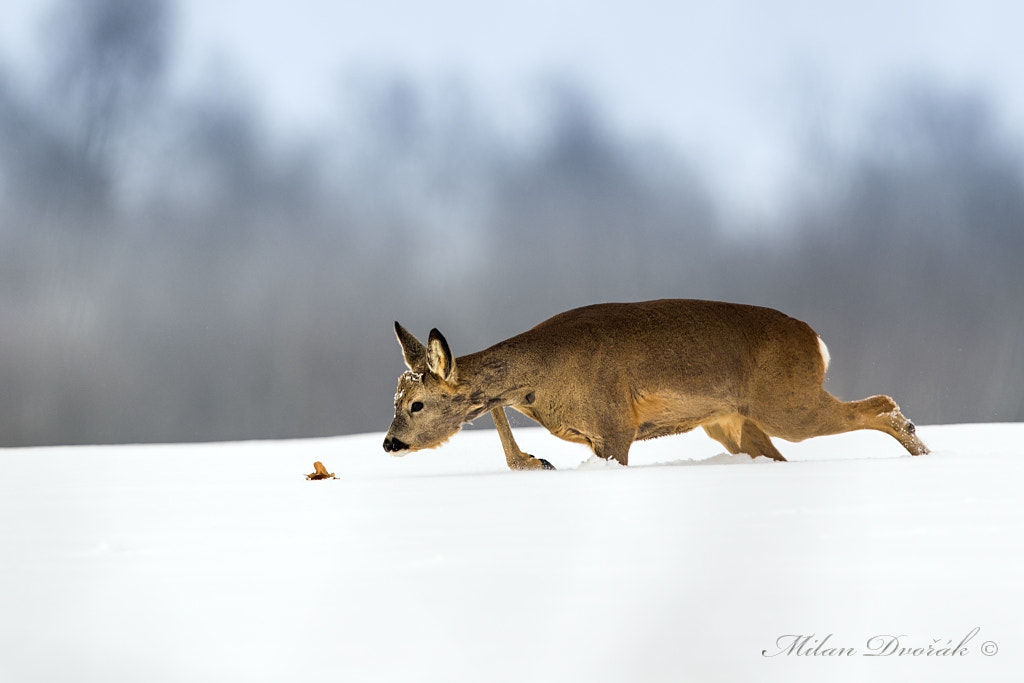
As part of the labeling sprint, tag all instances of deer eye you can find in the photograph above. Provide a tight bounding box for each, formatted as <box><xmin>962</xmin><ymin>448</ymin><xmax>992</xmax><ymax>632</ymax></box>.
<box><xmin>410</xmin><ymin>401</ymin><xmax>424</xmax><ymax>413</ymax></box>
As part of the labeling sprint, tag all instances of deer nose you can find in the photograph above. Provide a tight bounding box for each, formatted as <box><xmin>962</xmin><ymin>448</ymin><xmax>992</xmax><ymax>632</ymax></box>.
<box><xmin>383</xmin><ymin>436</ymin><xmax>409</xmax><ymax>453</ymax></box>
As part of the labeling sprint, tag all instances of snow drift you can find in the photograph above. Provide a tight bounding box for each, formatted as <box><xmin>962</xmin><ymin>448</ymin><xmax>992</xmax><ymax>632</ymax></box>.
<box><xmin>1</xmin><ymin>424</ymin><xmax>1021</xmax><ymax>682</ymax></box>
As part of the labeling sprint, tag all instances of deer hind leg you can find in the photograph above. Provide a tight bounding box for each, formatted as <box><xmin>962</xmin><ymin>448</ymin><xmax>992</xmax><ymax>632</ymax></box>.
<box><xmin>739</xmin><ymin>420</ymin><xmax>787</xmax><ymax>461</ymax></box>
<box><xmin>490</xmin><ymin>408</ymin><xmax>555</xmax><ymax>471</ymax></box>
<box><xmin>702</xmin><ymin>422</ymin><xmax>742</xmax><ymax>454</ymax></box>
<box><xmin>848</xmin><ymin>395</ymin><xmax>930</xmax><ymax>455</ymax></box>
<box><xmin>703</xmin><ymin>418</ymin><xmax>787</xmax><ymax>461</ymax></box>
<box><xmin>767</xmin><ymin>392</ymin><xmax>929</xmax><ymax>456</ymax></box>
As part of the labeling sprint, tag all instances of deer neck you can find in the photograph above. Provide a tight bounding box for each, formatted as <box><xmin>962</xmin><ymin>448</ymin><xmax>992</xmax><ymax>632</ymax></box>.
<box><xmin>457</xmin><ymin>348</ymin><xmax>531</xmax><ymax>421</ymax></box>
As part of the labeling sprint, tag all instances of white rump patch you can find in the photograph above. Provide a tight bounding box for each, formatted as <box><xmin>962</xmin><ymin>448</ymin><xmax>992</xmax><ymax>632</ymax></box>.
<box><xmin>818</xmin><ymin>336</ymin><xmax>831</xmax><ymax>372</ymax></box>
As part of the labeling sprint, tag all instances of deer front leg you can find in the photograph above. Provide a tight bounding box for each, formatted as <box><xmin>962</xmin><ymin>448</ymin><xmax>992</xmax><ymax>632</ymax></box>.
<box><xmin>490</xmin><ymin>407</ymin><xmax>555</xmax><ymax>471</ymax></box>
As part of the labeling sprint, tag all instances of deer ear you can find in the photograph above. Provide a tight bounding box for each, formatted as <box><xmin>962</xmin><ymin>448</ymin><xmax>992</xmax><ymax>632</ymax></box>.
<box><xmin>426</xmin><ymin>328</ymin><xmax>456</xmax><ymax>382</ymax></box>
<box><xmin>394</xmin><ymin>322</ymin><xmax>426</xmax><ymax>370</ymax></box>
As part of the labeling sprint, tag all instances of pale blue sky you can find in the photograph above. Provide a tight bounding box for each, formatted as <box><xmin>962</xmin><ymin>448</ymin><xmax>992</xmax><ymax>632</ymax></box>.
<box><xmin>2</xmin><ymin>0</ymin><xmax>1021</xmax><ymax>219</ymax></box>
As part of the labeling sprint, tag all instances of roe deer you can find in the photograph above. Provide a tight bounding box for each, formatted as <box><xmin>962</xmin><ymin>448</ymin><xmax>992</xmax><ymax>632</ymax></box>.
<box><xmin>382</xmin><ymin>299</ymin><xmax>929</xmax><ymax>469</ymax></box>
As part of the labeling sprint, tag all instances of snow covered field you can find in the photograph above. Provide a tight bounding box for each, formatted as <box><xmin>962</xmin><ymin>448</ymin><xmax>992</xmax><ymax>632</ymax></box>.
<box><xmin>2</xmin><ymin>423</ymin><xmax>1021</xmax><ymax>682</ymax></box>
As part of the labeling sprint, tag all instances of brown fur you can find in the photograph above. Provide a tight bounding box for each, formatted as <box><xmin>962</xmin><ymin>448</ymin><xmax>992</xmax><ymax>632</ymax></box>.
<box><xmin>383</xmin><ymin>299</ymin><xmax>929</xmax><ymax>468</ymax></box>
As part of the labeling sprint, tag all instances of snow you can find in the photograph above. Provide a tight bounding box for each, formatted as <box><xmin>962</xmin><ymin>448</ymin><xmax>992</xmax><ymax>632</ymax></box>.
<box><xmin>2</xmin><ymin>424</ymin><xmax>1021</xmax><ymax>682</ymax></box>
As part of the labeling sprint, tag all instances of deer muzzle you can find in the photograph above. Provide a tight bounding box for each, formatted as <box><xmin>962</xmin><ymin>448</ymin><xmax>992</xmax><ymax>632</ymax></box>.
<box><xmin>382</xmin><ymin>436</ymin><xmax>409</xmax><ymax>454</ymax></box>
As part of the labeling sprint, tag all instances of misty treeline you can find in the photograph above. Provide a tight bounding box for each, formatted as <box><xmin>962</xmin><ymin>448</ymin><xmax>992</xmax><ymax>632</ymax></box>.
<box><xmin>1</xmin><ymin>0</ymin><xmax>1021</xmax><ymax>447</ymax></box>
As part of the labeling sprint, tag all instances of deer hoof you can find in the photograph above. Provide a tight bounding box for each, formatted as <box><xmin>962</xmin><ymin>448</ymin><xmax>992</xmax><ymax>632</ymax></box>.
<box><xmin>512</xmin><ymin>455</ymin><xmax>556</xmax><ymax>471</ymax></box>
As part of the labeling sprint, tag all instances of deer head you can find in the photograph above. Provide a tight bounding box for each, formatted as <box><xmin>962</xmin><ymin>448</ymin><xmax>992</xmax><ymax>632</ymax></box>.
<box><xmin>383</xmin><ymin>323</ymin><xmax>482</xmax><ymax>454</ymax></box>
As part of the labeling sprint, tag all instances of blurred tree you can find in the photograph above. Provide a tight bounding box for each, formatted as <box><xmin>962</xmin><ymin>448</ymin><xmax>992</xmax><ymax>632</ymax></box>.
<box><xmin>43</xmin><ymin>0</ymin><xmax>170</xmax><ymax>212</ymax></box>
<box><xmin>1</xmin><ymin>7</ymin><xmax>1022</xmax><ymax>445</ymax></box>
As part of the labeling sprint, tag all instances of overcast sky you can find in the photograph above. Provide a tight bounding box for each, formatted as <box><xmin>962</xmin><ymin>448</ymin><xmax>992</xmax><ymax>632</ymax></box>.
<box><xmin>2</xmin><ymin>0</ymin><xmax>1022</xmax><ymax>218</ymax></box>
